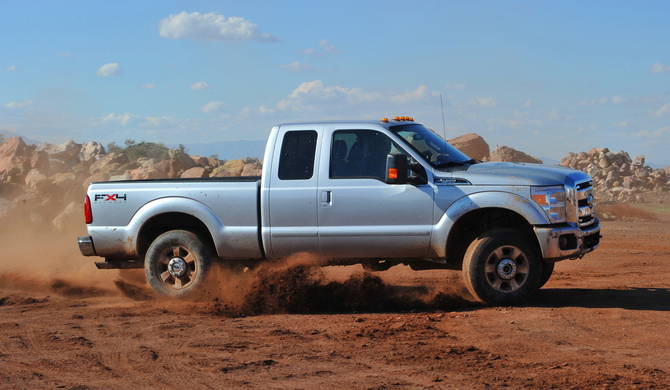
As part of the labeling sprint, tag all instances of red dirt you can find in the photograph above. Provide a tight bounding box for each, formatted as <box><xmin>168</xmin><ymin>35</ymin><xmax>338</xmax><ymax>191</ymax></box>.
<box><xmin>1</xmin><ymin>210</ymin><xmax>669</xmax><ymax>389</ymax></box>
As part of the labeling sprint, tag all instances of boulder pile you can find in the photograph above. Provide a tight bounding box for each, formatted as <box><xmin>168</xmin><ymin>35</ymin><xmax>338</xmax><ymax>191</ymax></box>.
<box><xmin>487</xmin><ymin>145</ymin><xmax>543</xmax><ymax>164</ymax></box>
<box><xmin>560</xmin><ymin>148</ymin><xmax>669</xmax><ymax>203</ymax></box>
<box><xmin>0</xmin><ymin>137</ymin><xmax>262</xmax><ymax>232</ymax></box>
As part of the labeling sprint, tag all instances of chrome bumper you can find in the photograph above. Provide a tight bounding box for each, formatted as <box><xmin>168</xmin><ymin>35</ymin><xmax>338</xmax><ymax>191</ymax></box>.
<box><xmin>534</xmin><ymin>218</ymin><xmax>601</xmax><ymax>262</ymax></box>
<box><xmin>78</xmin><ymin>236</ymin><xmax>97</xmax><ymax>257</ymax></box>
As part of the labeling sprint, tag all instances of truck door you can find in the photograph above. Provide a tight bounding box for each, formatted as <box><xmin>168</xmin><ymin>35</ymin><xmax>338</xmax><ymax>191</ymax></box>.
<box><xmin>317</xmin><ymin>127</ymin><xmax>434</xmax><ymax>258</ymax></box>
<box><xmin>266</xmin><ymin>125</ymin><xmax>321</xmax><ymax>257</ymax></box>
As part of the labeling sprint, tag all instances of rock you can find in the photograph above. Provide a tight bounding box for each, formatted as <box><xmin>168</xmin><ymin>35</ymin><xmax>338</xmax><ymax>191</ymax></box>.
<box><xmin>52</xmin><ymin>201</ymin><xmax>81</xmax><ymax>232</ymax></box>
<box><xmin>0</xmin><ymin>198</ymin><xmax>18</xmax><ymax>220</ymax></box>
<box><xmin>130</xmin><ymin>165</ymin><xmax>168</xmax><ymax>180</ymax></box>
<box><xmin>82</xmin><ymin>173</ymin><xmax>110</xmax><ymax>189</ymax></box>
<box><xmin>37</xmin><ymin>140</ymin><xmax>81</xmax><ymax>159</ymax></box>
<box><xmin>181</xmin><ymin>167</ymin><xmax>209</xmax><ymax>178</ymax></box>
<box><xmin>488</xmin><ymin>146</ymin><xmax>543</xmax><ymax>164</ymax></box>
<box><xmin>109</xmin><ymin>174</ymin><xmax>132</xmax><ymax>181</ymax></box>
<box><xmin>79</xmin><ymin>141</ymin><xmax>106</xmax><ymax>162</ymax></box>
<box><xmin>153</xmin><ymin>159</ymin><xmax>187</xmax><ymax>178</ymax></box>
<box><xmin>24</xmin><ymin>169</ymin><xmax>51</xmax><ymax>193</ymax></box>
<box><xmin>448</xmin><ymin>133</ymin><xmax>490</xmax><ymax>160</ymax></box>
<box><xmin>89</xmin><ymin>152</ymin><xmax>129</xmax><ymax>174</ymax></box>
<box><xmin>168</xmin><ymin>149</ymin><xmax>196</xmax><ymax>170</ymax></box>
<box><xmin>211</xmin><ymin>159</ymin><xmax>246</xmax><ymax>177</ymax></box>
<box><xmin>51</xmin><ymin>172</ymin><xmax>79</xmax><ymax>189</ymax></box>
<box><xmin>0</xmin><ymin>137</ymin><xmax>39</xmax><ymax>183</ymax></box>
<box><xmin>190</xmin><ymin>156</ymin><xmax>209</xmax><ymax>167</ymax></box>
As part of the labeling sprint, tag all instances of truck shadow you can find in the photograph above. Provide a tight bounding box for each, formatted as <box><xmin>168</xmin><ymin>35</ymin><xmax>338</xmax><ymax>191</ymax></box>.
<box><xmin>530</xmin><ymin>287</ymin><xmax>670</xmax><ymax>311</ymax></box>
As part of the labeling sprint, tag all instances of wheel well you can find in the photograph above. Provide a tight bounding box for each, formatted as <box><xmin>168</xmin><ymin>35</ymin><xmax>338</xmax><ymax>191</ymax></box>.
<box><xmin>137</xmin><ymin>212</ymin><xmax>215</xmax><ymax>259</ymax></box>
<box><xmin>446</xmin><ymin>208</ymin><xmax>537</xmax><ymax>266</ymax></box>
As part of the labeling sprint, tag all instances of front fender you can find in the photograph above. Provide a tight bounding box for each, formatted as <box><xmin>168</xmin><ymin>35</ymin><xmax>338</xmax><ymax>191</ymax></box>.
<box><xmin>429</xmin><ymin>191</ymin><xmax>549</xmax><ymax>257</ymax></box>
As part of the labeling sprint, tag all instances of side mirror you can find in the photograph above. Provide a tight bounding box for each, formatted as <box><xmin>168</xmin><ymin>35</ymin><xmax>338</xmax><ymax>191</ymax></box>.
<box><xmin>385</xmin><ymin>154</ymin><xmax>408</xmax><ymax>184</ymax></box>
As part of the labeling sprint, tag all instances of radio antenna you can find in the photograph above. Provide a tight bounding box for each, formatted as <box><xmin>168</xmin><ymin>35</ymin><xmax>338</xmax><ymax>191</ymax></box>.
<box><xmin>440</xmin><ymin>94</ymin><xmax>448</xmax><ymax>147</ymax></box>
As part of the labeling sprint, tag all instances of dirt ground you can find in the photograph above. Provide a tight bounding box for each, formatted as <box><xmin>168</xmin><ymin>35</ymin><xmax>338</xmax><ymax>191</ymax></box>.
<box><xmin>1</xmin><ymin>204</ymin><xmax>669</xmax><ymax>389</ymax></box>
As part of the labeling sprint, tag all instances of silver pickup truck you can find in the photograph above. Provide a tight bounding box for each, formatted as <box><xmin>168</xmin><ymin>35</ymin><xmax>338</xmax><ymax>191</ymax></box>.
<box><xmin>78</xmin><ymin>117</ymin><xmax>601</xmax><ymax>305</ymax></box>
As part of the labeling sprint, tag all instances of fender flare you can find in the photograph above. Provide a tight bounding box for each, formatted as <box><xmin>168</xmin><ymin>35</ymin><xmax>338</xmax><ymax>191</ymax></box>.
<box><xmin>429</xmin><ymin>191</ymin><xmax>549</xmax><ymax>258</ymax></box>
<box><xmin>130</xmin><ymin>196</ymin><xmax>224</xmax><ymax>255</ymax></box>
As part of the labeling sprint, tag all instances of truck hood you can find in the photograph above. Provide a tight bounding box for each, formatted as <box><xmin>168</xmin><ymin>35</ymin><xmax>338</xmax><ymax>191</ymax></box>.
<box><xmin>450</xmin><ymin>162</ymin><xmax>591</xmax><ymax>187</ymax></box>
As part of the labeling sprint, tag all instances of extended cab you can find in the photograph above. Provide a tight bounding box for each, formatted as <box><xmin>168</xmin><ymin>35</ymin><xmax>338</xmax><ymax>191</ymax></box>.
<box><xmin>78</xmin><ymin>117</ymin><xmax>601</xmax><ymax>305</ymax></box>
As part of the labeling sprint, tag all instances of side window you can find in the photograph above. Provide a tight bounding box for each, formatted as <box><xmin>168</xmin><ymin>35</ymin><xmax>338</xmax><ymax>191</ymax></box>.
<box><xmin>278</xmin><ymin>130</ymin><xmax>318</xmax><ymax>180</ymax></box>
<box><xmin>330</xmin><ymin>130</ymin><xmax>403</xmax><ymax>180</ymax></box>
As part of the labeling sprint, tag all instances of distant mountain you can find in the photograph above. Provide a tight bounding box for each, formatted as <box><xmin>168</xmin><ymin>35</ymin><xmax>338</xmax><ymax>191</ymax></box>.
<box><xmin>174</xmin><ymin>140</ymin><xmax>267</xmax><ymax>161</ymax></box>
<box><xmin>0</xmin><ymin>129</ymin><xmax>41</xmax><ymax>145</ymax></box>
<box><xmin>538</xmin><ymin>156</ymin><xmax>561</xmax><ymax>166</ymax></box>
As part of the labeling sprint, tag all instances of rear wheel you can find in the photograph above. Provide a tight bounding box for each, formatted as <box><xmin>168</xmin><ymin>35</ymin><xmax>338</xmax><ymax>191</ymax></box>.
<box><xmin>462</xmin><ymin>228</ymin><xmax>541</xmax><ymax>305</ymax></box>
<box><xmin>144</xmin><ymin>230</ymin><xmax>212</xmax><ymax>299</ymax></box>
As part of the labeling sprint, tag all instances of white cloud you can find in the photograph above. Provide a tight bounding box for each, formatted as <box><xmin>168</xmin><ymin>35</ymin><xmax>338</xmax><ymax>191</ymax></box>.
<box><xmin>318</xmin><ymin>39</ymin><xmax>339</xmax><ymax>54</ymax></box>
<box><xmin>614</xmin><ymin>121</ymin><xmax>629</xmax><ymax>127</ymax></box>
<box><xmin>390</xmin><ymin>86</ymin><xmax>429</xmax><ymax>103</ymax></box>
<box><xmin>521</xmin><ymin>100</ymin><xmax>532</xmax><ymax>108</ymax></box>
<box><xmin>445</xmin><ymin>83</ymin><xmax>467</xmax><ymax>90</ymax></box>
<box><xmin>467</xmin><ymin>97</ymin><xmax>500</xmax><ymax>107</ymax></box>
<box><xmin>637</xmin><ymin>126</ymin><xmax>670</xmax><ymax>138</ymax></box>
<box><xmin>57</xmin><ymin>53</ymin><xmax>72</xmax><ymax>58</ymax></box>
<box><xmin>578</xmin><ymin>95</ymin><xmax>628</xmax><ymax>106</ymax></box>
<box><xmin>258</xmin><ymin>105</ymin><xmax>274</xmax><ymax>114</ymax></box>
<box><xmin>190</xmin><ymin>82</ymin><xmax>211</xmax><ymax>91</ymax></box>
<box><xmin>158</xmin><ymin>11</ymin><xmax>280</xmax><ymax>43</ymax></box>
<box><xmin>3</xmin><ymin>100</ymin><xmax>34</xmax><ymax>109</ymax></box>
<box><xmin>611</xmin><ymin>95</ymin><xmax>627</xmax><ymax>104</ymax></box>
<box><xmin>650</xmin><ymin>63</ymin><xmax>670</xmax><ymax>74</ymax></box>
<box><xmin>96</xmin><ymin>112</ymin><xmax>141</xmax><ymax>126</ymax></box>
<box><xmin>649</xmin><ymin>103</ymin><xmax>670</xmax><ymax>117</ymax></box>
<box><xmin>140</xmin><ymin>83</ymin><xmax>157</xmax><ymax>89</ymax></box>
<box><xmin>301</xmin><ymin>39</ymin><xmax>341</xmax><ymax>56</ymax></box>
<box><xmin>201</xmin><ymin>101</ymin><xmax>227</xmax><ymax>113</ymax></box>
<box><xmin>94</xmin><ymin>112</ymin><xmax>177</xmax><ymax>128</ymax></box>
<box><xmin>96</xmin><ymin>63</ymin><xmax>122</xmax><ymax>77</ymax></box>
<box><xmin>280</xmin><ymin>61</ymin><xmax>317</xmax><ymax>72</ymax></box>
<box><xmin>142</xmin><ymin>116</ymin><xmax>178</xmax><ymax>127</ymax></box>
<box><xmin>276</xmin><ymin>80</ymin><xmax>382</xmax><ymax>111</ymax></box>
<box><xmin>4</xmin><ymin>65</ymin><xmax>17</xmax><ymax>71</ymax></box>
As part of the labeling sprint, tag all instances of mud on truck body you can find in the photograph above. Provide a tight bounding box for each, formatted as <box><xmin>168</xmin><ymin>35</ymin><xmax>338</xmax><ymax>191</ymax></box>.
<box><xmin>78</xmin><ymin>117</ymin><xmax>601</xmax><ymax>305</ymax></box>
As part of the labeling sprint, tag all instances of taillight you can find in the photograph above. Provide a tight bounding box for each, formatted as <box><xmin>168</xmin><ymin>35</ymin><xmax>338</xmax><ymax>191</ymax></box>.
<box><xmin>84</xmin><ymin>195</ymin><xmax>93</xmax><ymax>224</ymax></box>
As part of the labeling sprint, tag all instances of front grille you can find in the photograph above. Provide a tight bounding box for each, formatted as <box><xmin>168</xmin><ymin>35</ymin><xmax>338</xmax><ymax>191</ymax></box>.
<box><xmin>576</xmin><ymin>181</ymin><xmax>596</xmax><ymax>227</ymax></box>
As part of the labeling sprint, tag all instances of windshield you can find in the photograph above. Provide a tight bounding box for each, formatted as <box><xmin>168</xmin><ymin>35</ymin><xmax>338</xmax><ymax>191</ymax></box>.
<box><xmin>391</xmin><ymin>124</ymin><xmax>474</xmax><ymax>168</ymax></box>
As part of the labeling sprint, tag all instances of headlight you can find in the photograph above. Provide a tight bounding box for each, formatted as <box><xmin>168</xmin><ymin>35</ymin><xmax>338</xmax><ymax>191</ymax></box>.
<box><xmin>531</xmin><ymin>186</ymin><xmax>566</xmax><ymax>223</ymax></box>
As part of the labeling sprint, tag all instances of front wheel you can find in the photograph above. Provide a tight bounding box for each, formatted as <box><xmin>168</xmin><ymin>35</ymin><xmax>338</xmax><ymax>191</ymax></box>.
<box><xmin>462</xmin><ymin>228</ymin><xmax>542</xmax><ymax>305</ymax></box>
<box><xmin>144</xmin><ymin>230</ymin><xmax>212</xmax><ymax>299</ymax></box>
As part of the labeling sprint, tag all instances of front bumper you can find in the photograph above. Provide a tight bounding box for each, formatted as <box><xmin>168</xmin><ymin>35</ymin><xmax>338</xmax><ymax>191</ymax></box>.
<box><xmin>78</xmin><ymin>236</ymin><xmax>97</xmax><ymax>257</ymax></box>
<box><xmin>534</xmin><ymin>218</ymin><xmax>601</xmax><ymax>262</ymax></box>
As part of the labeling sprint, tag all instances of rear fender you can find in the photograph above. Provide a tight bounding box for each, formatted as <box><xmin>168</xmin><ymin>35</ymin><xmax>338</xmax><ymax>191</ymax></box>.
<box><xmin>89</xmin><ymin>197</ymin><xmax>259</xmax><ymax>259</ymax></box>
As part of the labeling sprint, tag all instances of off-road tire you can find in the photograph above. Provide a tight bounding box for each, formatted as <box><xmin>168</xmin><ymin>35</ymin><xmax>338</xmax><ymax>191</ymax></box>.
<box><xmin>538</xmin><ymin>261</ymin><xmax>555</xmax><ymax>289</ymax></box>
<box><xmin>462</xmin><ymin>228</ymin><xmax>542</xmax><ymax>305</ymax></box>
<box><xmin>144</xmin><ymin>230</ymin><xmax>212</xmax><ymax>299</ymax></box>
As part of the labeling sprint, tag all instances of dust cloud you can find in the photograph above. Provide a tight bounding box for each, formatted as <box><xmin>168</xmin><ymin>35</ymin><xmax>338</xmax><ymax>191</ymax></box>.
<box><xmin>201</xmin><ymin>254</ymin><xmax>478</xmax><ymax>316</ymax></box>
<box><xmin>1</xmin><ymin>203</ymin><xmax>477</xmax><ymax>314</ymax></box>
<box><xmin>599</xmin><ymin>204</ymin><xmax>657</xmax><ymax>220</ymax></box>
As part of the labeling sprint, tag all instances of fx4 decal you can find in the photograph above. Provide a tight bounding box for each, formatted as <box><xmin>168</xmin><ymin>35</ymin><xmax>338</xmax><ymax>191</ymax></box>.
<box><xmin>94</xmin><ymin>194</ymin><xmax>127</xmax><ymax>202</ymax></box>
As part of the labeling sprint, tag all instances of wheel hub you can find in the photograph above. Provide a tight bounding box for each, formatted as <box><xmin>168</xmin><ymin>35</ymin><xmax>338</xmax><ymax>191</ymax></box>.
<box><xmin>496</xmin><ymin>259</ymin><xmax>517</xmax><ymax>280</ymax></box>
<box><xmin>168</xmin><ymin>257</ymin><xmax>187</xmax><ymax>278</ymax></box>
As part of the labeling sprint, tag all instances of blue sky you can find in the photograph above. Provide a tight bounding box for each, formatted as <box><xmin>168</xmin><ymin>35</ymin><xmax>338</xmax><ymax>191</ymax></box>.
<box><xmin>1</xmin><ymin>1</ymin><xmax>669</xmax><ymax>166</ymax></box>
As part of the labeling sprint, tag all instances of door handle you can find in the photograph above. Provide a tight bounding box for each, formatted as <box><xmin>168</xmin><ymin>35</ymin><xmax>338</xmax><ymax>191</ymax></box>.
<box><xmin>321</xmin><ymin>190</ymin><xmax>332</xmax><ymax>207</ymax></box>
